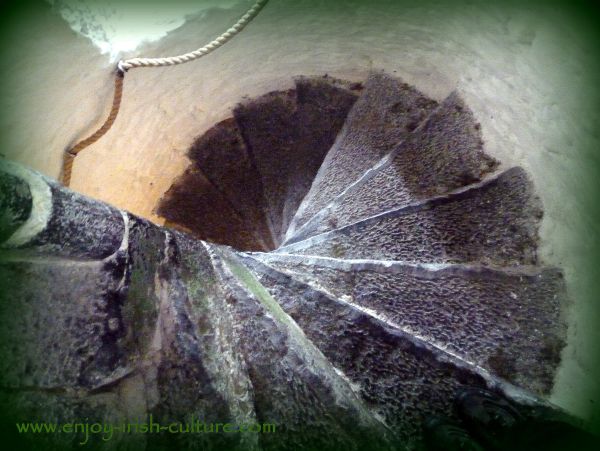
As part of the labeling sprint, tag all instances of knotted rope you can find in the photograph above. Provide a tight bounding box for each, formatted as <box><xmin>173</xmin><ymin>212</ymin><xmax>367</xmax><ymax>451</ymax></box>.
<box><xmin>61</xmin><ymin>0</ymin><xmax>269</xmax><ymax>186</ymax></box>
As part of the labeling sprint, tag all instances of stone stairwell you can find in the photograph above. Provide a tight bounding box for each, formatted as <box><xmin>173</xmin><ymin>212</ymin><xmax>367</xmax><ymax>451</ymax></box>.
<box><xmin>0</xmin><ymin>71</ymin><xmax>570</xmax><ymax>450</ymax></box>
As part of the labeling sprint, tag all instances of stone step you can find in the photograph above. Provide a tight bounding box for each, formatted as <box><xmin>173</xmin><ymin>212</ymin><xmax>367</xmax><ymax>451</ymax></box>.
<box><xmin>286</xmin><ymin>72</ymin><xmax>438</xmax><ymax>241</ymax></box>
<box><xmin>0</xmin><ymin>171</ymin><xmax>33</xmax><ymax>242</ymax></box>
<box><xmin>233</xmin><ymin>76</ymin><xmax>359</xmax><ymax>245</ymax></box>
<box><xmin>1</xmin><ymin>160</ymin><xmax>125</xmax><ymax>260</ymax></box>
<box><xmin>238</xmin><ymin>254</ymin><xmax>550</xmax><ymax>448</ymax></box>
<box><xmin>247</xmin><ymin>252</ymin><xmax>567</xmax><ymax>395</ymax></box>
<box><xmin>0</xmin><ymin>257</ymin><xmax>130</xmax><ymax>390</ymax></box>
<box><xmin>164</xmin><ymin>231</ymin><xmax>262</xmax><ymax>451</ymax></box>
<box><xmin>0</xmin><ymin>214</ymin><xmax>260</xmax><ymax>449</ymax></box>
<box><xmin>286</xmin><ymin>92</ymin><xmax>499</xmax><ymax>244</ymax></box>
<box><xmin>278</xmin><ymin>167</ymin><xmax>542</xmax><ymax>266</ymax></box>
<box><xmin>156</xmin><ymin>165</ymin><xmax>270</xmax><ymax>251</ymax></box>
<box><xmin>186</xmin><ymin>117</ymin><xmax>276</xmax><ymax>249</ymax></box>
<box><xmin>0</xmin><ymin>164</ymin><xmax>262</xmax><ymax>449</ymax></box>
<box><xmin>205</xmin><ymin>244</ymin><xmax>396</xmax><ymax>450</ymax></box>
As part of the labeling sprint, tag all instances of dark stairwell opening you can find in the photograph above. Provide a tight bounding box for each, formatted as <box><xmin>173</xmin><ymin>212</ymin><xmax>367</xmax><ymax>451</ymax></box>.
<box><xmin>155</xmin><ymin>75</ymin><xmax>363</xmax><ymax>251</ymax></box>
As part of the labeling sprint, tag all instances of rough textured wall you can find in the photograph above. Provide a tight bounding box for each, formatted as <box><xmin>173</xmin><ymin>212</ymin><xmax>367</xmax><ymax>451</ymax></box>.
<box><xmin>0</xmin><ymin>0</ymin><xmax>598</xmax><ymax>423</ymax></box>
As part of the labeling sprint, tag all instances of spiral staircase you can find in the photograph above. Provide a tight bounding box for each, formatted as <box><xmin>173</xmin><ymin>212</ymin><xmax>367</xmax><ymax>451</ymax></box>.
<box><xmin>0</xmin><ymin>72</ymin><xmax>568</xmax><ymax>450</ymax></box>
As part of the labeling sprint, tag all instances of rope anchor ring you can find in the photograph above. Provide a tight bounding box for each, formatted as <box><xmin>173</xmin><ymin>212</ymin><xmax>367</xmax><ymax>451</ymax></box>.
<box><xmin>61</xmin><ymin>0</ymin><xmax>269</xmax><ymax>186</ymax></box>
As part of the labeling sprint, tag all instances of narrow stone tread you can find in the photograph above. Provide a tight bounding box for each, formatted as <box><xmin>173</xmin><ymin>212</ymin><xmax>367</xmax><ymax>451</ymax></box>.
<box><xmin>237</xmin><ymin>254</ymin><xmax>549</xmax><ymax>448</ymax></box>
<box><xmin>287</xmin><ymin>72</ymin><xmax>438</xmax><ymax>239</ymax></box>
<box><xmin>286</xmin><ymin>92</ymin><xmax>498</xmax><ymax>244</ymax></box>
<box><xmin>246</xmin><ymin>252</ymin><xmax>567</xmax><ymax>395</ymax></box>
<box><xmin>278</xmin><ymin>167</ymin><xmax>542</xmax><ymax>266</ymax></box>
<box><xmin>234</xmin><ymin>77</ymin><xmax>359</xmax><ymax>244</ymax></box>
<box><xmin>205</xmin><ymin>244</ymin><xmax>396</xmax><ymax>450</ymax></box>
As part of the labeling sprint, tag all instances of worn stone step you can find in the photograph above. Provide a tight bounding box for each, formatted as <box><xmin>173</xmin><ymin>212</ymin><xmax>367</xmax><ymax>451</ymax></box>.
<box><xmin>156</xmin><ymin>165</ymin><xmax>269</xmax><ymax>251</ymax></box>
<box><xmin>0</xmin><ymin>211</ymin><xmax>266</xmax><ymax>450</ymax></box>
<box><xmin>0</xmin><ymin>171</ymin><xmax>32</xmax><ymax>242</ymax></box>
<box><xmin>206</xmin><ymin>244</ymin><xmax>396</xmax><ymax>450</ymax></box>
<box><xmin>186</xmin><ymin>117</ymin><xmax>277</xmax><ymax>249</ymax></box>
<box><xmin>286</xmin><ymin>93</ymin><xmax>499</xmax><ymax>244</ymax></box>
<box><xmin>248</xmin><ymin>252</ymin><xmax>567</xmax><ymax>395</ymax></box>
<box><xmin>234</xmin><ymin>76</ymin><xmax>359</xmax><ymax>245</ymax></box>
<box><xmin>238</xmin><ymin>254</ymin><xmax>550</xmax><ymax>448</ymax></box>
<box><xmin>0</xmin><ymin>164</ymin><xmax>261</xmax><ymax>449</ymax></box>
<box><xmin>1</xmin><ymin>159</ymin><xmax>125</xmax><ymax>260</ymax></box>
<box><xmin>278</xmin><ymin>167</ymin><xmax>542</xmax><ymax>266</ymax></box>
<box><xmin>287</xmin><ymin>72</ymin><xmax>438</xmax><ymax>240</ymax></box>
<box><xmin>0</xmin><ymin>257</ymin><xmax>129</xmax><ymax>390</ymax></box>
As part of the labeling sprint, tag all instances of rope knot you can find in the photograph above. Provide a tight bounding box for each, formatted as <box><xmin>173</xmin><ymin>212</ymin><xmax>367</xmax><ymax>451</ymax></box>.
<box><xmin>116</xmin><ymin>60</ymin><xmax>128</xmax><ymax>74</ymax></box>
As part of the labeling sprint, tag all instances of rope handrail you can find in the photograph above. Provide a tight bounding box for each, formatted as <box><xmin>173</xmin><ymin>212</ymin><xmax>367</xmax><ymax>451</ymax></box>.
<box><xmin>61</xmin><ymin>0</ymin><xmax>269</xmax><ymax>186</ymax></box>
